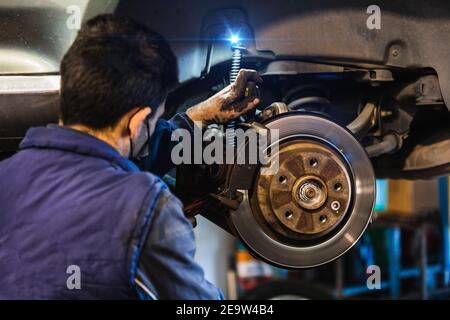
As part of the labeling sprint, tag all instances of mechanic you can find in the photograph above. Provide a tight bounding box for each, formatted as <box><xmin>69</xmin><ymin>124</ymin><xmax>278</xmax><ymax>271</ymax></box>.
<box><xmin>0</xmin><ymin>14</ymin><xmax>261</xmax><ymax>299</ymax></box>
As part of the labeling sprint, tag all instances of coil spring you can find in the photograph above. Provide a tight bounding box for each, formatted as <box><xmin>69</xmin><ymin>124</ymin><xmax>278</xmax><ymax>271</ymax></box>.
<box><xmin>229</xmin><ymin>47</ymin><xmax>242</xmax><ymax>83</ymax></box>
<box><xmin>227</xmin><ymin>47</ymin><xmax>242</xmax><ymax>146</ymax></box>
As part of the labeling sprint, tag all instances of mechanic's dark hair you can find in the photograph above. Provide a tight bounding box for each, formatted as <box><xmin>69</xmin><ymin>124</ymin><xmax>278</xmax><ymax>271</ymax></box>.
<box><xmin>60</xmin><ymin>14</ymin><xmax>178</xmax><ymax>129</ymax></box>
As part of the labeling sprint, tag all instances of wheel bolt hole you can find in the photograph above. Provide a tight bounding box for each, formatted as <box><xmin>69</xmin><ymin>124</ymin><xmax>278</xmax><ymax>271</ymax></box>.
<box><xmin>334</xmin><ymin>183</ymin><xmax>342</xmax><ymax>191</ymax></box>
<box><xmin>279</xmin><ymin>175</ymin><xmax>287</xmax><ymax>184</ymax></box>
<box><xmin>309</xmin><ymin>158</ymin><xmax>318</xmax><ymax>167</ymax></box>
<box><xmin>331</xmin><ymin>201</ymin><xmax>341</xmax><ymax>211</ymax></box>
<box><xmin>319</xmin><ymin>215</ymin><xmax>327</xmax><ymax>223</ymax></box>
<box><xmin>285</xmin><ymin>210</ymin><xmax>294</xmax><ymax>219</ymax></box>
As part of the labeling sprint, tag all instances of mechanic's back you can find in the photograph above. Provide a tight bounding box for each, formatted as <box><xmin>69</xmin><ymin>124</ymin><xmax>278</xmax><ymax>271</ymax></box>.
<box><xmin>0</xmin><ymin>15</ymin><xmax>222</xmax><ymax>300</ymax></box>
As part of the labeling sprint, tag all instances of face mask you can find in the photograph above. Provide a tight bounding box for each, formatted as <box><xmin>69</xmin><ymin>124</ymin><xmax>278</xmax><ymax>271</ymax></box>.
<box><xmin>128</xmin><ymin>113</ymin><xmax>151</xmax><ymax>159</ymax></box>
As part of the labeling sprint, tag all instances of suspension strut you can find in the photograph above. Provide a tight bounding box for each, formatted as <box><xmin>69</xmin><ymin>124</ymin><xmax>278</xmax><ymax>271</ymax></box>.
<box><xmin>226</xmin><ymin>44</ymin><xmax>245</xmax><ymax>146</ymax></box>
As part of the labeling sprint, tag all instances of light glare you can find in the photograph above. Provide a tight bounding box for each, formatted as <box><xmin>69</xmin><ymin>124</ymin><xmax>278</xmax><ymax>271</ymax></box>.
<box><xmin>229</xmin><ymin>34</ymin><xmax>240</xmax><ymax>44</ymax></box>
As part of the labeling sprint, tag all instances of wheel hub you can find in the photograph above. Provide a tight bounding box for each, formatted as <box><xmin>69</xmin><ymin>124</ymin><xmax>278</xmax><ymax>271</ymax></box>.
<box><xmin>256</xmin><ymin>140</ymin><xmax>352</xmax><ymax>238</ymax></box>
<box><xmin>296</xmin><ymin>178</ymin><xmax>325</xmax><ymax>209</ymax></box>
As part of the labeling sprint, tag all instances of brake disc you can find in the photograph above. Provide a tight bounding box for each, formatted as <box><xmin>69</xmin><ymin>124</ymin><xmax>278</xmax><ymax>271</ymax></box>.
<box><xmin>229</xmin><ymin>113</ymin><xmax>375</xmax><ymax>268</ymax></box>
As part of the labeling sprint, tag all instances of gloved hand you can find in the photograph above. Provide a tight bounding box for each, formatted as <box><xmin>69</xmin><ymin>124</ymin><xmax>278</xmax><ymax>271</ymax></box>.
<box><xmin>185</xmin><ymin>69</ymin><xmax>262</xmax><ymax>127</ymax></box>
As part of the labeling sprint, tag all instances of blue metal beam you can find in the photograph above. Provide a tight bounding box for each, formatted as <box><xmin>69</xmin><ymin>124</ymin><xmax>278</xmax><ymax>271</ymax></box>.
<box><xmin>439</xmin><ymin>176</ymin><xmax>450</xmax><ymax>286</ymax></box>
<box><xmin>387</xmin><ymin>227</ymin><xmax>401</xmax><ymax>298</ymax></box>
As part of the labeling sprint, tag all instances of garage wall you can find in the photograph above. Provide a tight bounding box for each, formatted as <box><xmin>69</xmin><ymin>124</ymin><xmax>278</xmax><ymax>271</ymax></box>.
<box><xmin>194</xmin><ymin>216</ymin><xmax>235</xmax><ymax>297</ymax></box>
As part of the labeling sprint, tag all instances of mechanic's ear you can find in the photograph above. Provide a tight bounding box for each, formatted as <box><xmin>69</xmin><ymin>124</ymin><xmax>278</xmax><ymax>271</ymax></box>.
<box><xmin>128</xmin><ymin>107</ymin><xmax>151</xmax><ymax>139</ymax></box>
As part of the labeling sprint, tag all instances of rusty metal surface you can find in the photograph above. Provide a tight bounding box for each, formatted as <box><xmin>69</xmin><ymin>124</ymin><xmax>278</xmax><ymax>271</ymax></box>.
<box><xmin>255</xmin><ymin>140</ymin><xmax>351</xmax><ymax>238</ymax></box>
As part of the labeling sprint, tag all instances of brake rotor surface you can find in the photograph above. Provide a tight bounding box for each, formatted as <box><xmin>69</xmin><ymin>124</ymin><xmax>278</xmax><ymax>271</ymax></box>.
<box><xmin>230</xmin><ymin>113</ymin><xmax>375</xmax><ymax>268</ymax></box>
<box><xmin>256</xmin><ymin>140</ymin><xmax>352</xmax><ymax>239</ymax></box>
